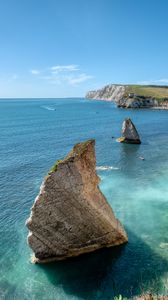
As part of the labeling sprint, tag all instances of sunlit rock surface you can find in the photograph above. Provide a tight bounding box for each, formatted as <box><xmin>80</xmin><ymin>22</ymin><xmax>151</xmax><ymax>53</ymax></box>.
<box><xmin>26</xmin><ymin>140</ymin><xmax>128</xmax><ymax>263</ymax></box>
<box><xmin>117</xmin><ymin>118</ymin><xmax>141</xmax><ymax>144</ymax></box>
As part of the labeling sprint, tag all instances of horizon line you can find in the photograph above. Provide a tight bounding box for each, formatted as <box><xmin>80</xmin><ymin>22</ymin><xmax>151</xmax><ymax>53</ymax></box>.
<box><xmin>0</xmin><ymin>96</ymin><xmax>85</xmax><ymax>100</ymax></box>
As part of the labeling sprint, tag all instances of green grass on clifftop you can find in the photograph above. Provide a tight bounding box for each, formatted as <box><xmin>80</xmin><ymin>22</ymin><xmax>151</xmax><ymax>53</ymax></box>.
<box><xmin>125</xmin><ymin>85</ymin><xmax>168</xmax><ymax>100</ymax></box>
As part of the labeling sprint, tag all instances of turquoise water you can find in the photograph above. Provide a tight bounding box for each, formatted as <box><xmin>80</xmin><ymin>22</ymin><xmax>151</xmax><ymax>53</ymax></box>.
<box><xmin>0</xmin><ymin>98</ymin><xmax>168</xmax><ymax>299</ymax></box>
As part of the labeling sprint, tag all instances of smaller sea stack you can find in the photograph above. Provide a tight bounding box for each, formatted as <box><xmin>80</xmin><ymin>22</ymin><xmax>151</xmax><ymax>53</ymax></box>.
<box><xmin>117</xmin><ymin>118</ymin><xmax>141</xmax><ymax>144</ymax></box>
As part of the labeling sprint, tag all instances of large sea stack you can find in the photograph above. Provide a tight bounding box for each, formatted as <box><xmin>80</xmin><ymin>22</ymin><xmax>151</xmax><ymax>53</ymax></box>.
<box><xmin>117</xmin><ymin>118</ymin><xmax>141</xmax><ymax>144</ymax></box>
<box><xmin>26</xmin><ymin>140</ymin><xmax>128</xmax><ymax>263</ymax></box>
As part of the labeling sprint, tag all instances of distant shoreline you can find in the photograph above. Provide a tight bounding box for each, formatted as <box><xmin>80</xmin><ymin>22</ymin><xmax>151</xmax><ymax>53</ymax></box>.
<box><xmin>86</xmin><ymin>84</ymin><xmax>168</xmax><ymax>109</ymax></box>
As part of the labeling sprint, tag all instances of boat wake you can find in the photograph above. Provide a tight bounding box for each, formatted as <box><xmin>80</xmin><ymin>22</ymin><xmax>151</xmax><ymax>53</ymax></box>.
<box><xmin>41</xmin><ymin>106</ymin><xmax>56</xmax><ymax>111</ymax></box>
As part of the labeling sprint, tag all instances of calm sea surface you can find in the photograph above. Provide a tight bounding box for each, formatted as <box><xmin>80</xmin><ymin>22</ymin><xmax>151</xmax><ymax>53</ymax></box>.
<box><xmin>0</xmin><ymin>98</ymin><xmax>168</xmax><ymax>299</ymax></box>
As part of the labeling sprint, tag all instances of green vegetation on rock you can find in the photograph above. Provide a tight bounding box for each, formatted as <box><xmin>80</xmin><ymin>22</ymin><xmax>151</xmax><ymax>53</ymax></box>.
<box><xmin>48</xmin><ymin>160</ymin><xmax>62</xmax><ymax>174</ymax></box>
<box><xmin>47</xmin><ymin>140</ymin><xmax>94</xmax><ymax>176</ymax></box>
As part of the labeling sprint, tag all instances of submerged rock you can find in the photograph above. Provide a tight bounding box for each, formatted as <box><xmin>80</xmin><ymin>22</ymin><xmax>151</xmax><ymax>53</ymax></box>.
<box><xmin>117</xmin><ymin>118</ymin><xmax>141</xmax><ymax>144</ymax></box>
<box><xmin>159</xmin><ymin>242</ymin><xmax>168</xmax><ymax>249</ymax></box>
<box><xmin>26</xmin><ymin>140</ymin><xmax>128</xmax><ymax>263</ymax></box>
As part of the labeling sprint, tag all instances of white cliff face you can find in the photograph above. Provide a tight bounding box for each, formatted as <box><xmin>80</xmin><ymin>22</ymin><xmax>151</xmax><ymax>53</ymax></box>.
<box><xmin>86</xmin><ymin>85</ymin><xmax>126</xmax><ymax>102</ymax></box>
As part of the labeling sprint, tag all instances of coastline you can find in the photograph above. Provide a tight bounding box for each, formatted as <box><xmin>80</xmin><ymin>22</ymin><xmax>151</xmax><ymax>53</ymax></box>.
<box><xmin>86</xmin><ymin>98</ymin><xmax>168</xmax><ymax>110</ymax></box>
<box><xmin>86</xmin><ymin>84</ymin><xmax>168</xmax><ymax>110</ymax></box>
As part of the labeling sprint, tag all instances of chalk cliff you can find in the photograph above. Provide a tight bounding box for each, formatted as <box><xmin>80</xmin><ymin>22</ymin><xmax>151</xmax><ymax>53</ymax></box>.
<box><xmin>86</xmin><ymin>85</ymin><xmax>125</xmax><ymax>102</ymax></box>
<box><xmin>26</xmin><ymin>140</ymin><xmax>128</xmax><ymax>263</ymax></box>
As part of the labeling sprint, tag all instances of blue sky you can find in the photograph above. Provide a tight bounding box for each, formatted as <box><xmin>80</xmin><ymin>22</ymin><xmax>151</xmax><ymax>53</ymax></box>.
<box><xmin>0</xmin><ymin>0</ymin><xmax>168</xmax><ymax>98</ymax></box>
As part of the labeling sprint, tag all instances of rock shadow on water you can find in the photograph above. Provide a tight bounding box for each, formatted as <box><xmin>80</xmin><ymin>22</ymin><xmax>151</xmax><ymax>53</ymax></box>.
<box><xmin>120</xmin><ymin>143</ymin><xmax>140</xmax><ymax>158</ymax></box>
<box><xmin>118</xmin><ymin>143</ymin><xmax>141</xmax><ymax>171</ymax></box>
<box><xmin>37</xmin><ymin>229</ymin><xmax>168</xmax><ymax>299</ymax></box>
<box><xmin>37</xmin><ymin>244</ymin><xmax>125</xmax><ymax>300</ymax></box>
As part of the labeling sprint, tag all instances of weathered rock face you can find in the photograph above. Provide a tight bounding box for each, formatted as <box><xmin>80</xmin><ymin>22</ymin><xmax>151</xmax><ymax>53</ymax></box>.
<box><xmin>117</xmin><ymin>96</ymin><xmax>159</xmax><ymax>108</ymax></box>
<box><xmin>86</xmin><ymin>84</ymin><xmax>126</xmax><ymax>101</ymax></box>
<box><xmin>26</xmin><ymin>140</ymin><xmax>128</xmax><ymax>263</ymax></box>
<box><xmin>117</xmin><ymin>118</ymin><xmax>141</xmax><ymax>144</ymax></box>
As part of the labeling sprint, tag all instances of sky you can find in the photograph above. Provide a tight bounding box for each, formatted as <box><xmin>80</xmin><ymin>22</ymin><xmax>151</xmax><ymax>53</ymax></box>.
<box><xmin>0</xmin><ymin>0</ymin><xmax>168</xmax><ymax>98</ymax></box>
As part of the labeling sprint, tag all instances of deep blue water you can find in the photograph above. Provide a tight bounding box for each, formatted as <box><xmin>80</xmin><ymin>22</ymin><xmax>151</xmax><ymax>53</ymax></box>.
<box><xmin>0</xmin><ymin>98</ymin><xmax>168</xmax><ymax>299</ymax></box>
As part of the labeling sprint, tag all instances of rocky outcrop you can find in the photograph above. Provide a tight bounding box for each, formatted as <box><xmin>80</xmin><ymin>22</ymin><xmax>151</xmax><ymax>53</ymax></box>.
<box><xmin>117</xmin><ymin>96</ymin><xmax>159</xmax><ymax>108</ymax></box>
<box><xmin>86</xmin><ymin>84</ymin><xmax>125</xmax><ymax>101</ymax></box>
<box><xmin>26</xmin><ymin>140</ymin><xmax>128</xmax><ymax>263</ymax></box>
<box><xmin>117</xmin><ymin>118</ymin><xmax>141</xmax><ymax>144</ymax></box>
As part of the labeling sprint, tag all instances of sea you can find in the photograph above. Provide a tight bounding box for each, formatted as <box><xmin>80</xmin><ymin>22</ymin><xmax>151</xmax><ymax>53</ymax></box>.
<box><xmin>0</xmin><ymin>98</ymin><xmax>168</xmax><ymax>300</ymax></box>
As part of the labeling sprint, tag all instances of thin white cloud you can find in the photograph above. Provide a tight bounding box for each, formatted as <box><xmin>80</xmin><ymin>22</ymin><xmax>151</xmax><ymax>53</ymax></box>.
<box><xmin>29</xmin><ymin>64</ymin><xmax>93</xmax><ymax>86</ymax></box>
<box><xmin>68</xmin><ymin>73</ymin><xmax>94</xmax><ymax>85</ymax></box>
<box><xmin>137</xmin><ymin>79</ymin><xmax>168</xmax><ymax>85</ymax></box>
<box><xmin>156</xmin><ymin>79</ymin><xmax>168</xmax><ymax>84</ymax></box>
<box><xmin>7</xmin><ymin>74</ymin><xmax>19</xmax><ymax>83</ymax></box>
<box><xmin>12</xmin><ymin>74</ymin><xmax>18</xmax><ymax>80</ymax></box>
<box><xmin>50</xmin><ymin>65</ymin><xmax>79</xmax><ymax>73</ymax></box>
<box><xmin>30</xmin><ymin>69</ymin><xmax>40</xmax><ymax>75</ymax></box>
<box><xmin>45</xmin><ymin>74</ymin><xmax>93</xmax><ymax>86</ymax></box>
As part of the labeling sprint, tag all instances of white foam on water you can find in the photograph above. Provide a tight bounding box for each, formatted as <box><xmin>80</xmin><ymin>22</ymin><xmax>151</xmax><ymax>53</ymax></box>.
<box><xmin>96</xmin><ymin>166</ymin><xmax>120</xmax><ymax>171</ymax></box>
